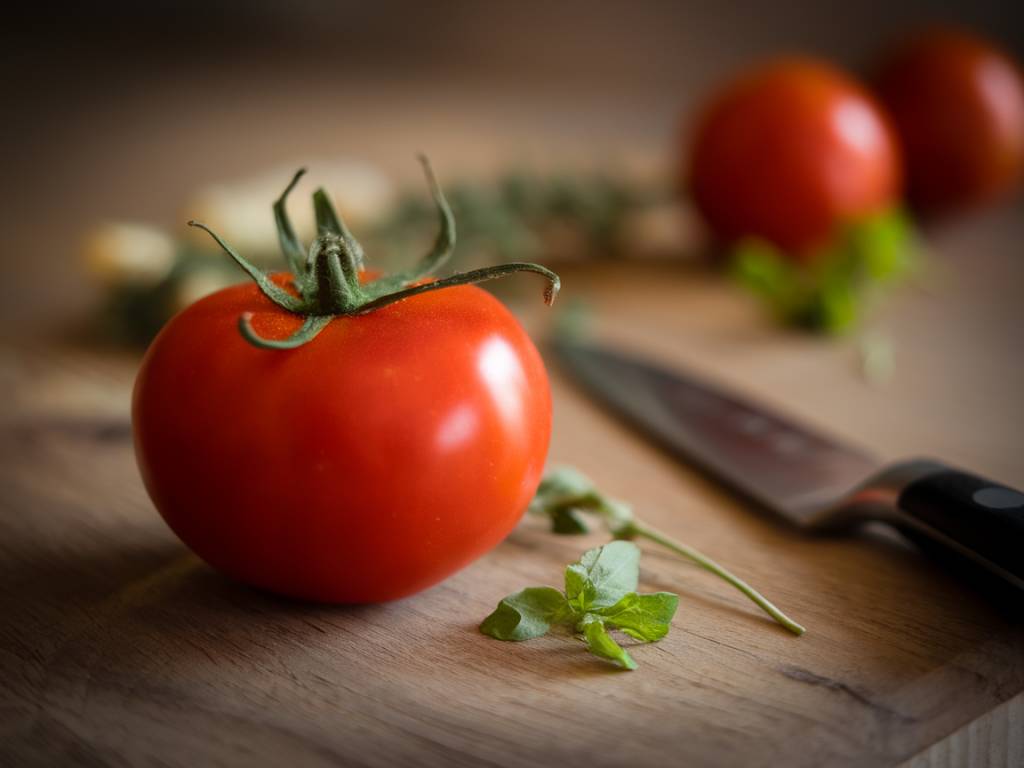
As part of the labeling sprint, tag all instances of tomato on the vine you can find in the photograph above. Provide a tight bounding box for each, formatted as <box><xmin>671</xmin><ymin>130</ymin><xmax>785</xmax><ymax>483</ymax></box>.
<box><xmin>875</xmin><ymin>27</ymin><xmax>1024</xmax><ymax>215</ymax></box>
<box><xmin>687</xmin><ymin>57</ymin><xmax>902</xmax><ymax>259</ymax></box>
<box><xmin>133</xmin><ymin>162</ymin><xmax>558</xmax><ymax>603</ymax></box>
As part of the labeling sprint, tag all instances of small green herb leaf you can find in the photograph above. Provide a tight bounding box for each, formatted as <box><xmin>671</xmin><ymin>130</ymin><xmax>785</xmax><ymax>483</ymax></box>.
<box><xmin>480</xmin><ymin>541</ymin><xmax>678</xmax><ymax>669</ymax></box>
<box><xmin>580</xmin><ymin>615</ymin><xmax>638</xmax><ymax>670</ymax></box>
<box><xmin>480</xmin><ymin>586</ymin><xmax>570</xmax><ymax>641</ymax></box>
<box><xmin>564</xmin><ymin>540</ymin><xmax>640</xmax><ymax>611</ymax></box>
<box><xmin>597</xmin><ymin>591</ymin><xmax>679</xmax><ymax>642</ymax></box>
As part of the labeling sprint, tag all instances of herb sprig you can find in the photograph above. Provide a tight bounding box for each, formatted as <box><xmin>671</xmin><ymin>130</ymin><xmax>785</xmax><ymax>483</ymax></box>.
<box><xmin>481</xmin><ymin>541</ymin><xmax>678</xmax><ymax>670</ymax></box>
<box><xmin>528</xmin><ymin>468</ymin><xmax>805</xmax><ymax>636</ymax></box>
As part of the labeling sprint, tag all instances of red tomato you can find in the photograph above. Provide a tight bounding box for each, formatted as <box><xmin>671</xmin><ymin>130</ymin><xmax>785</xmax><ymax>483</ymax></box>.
<box><xmin>133</xmin><ymin>278</ymin><xmax>551</xmax><ymax>603</ymax></box>
<box><xmin>875</xmin><ymin>28</ymin><xmax>1024</xmax><ymax>214</ymax></box>
<box><xmin>688</xmin><ymin>57</ymin><xmax>902</xmax><ymax>259</ymax></box>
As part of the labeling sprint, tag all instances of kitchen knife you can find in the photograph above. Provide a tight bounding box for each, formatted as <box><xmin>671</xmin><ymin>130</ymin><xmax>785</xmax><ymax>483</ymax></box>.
<box><xmin>554</xmin><ymin>339</ymin><xmax>1024</xmax><ymax>592</ymax></box>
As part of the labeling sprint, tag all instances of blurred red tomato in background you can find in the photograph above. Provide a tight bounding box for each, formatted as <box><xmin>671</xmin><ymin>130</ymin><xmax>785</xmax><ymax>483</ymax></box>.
<box><xmin>688</xmin><ymin>57</ymin><xmax>902</xmax><ymax>260</ymax></box>
<box><xmin>875</xmin><ymin>28</ymin><xmax>1024</xmax><ymax>216</ymax></box>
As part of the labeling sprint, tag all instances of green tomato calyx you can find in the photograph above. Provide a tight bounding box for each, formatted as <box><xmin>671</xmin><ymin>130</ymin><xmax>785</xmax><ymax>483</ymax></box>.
<box><xmin>188</xmin><ymin>156</ymin><xmax>561</xmax><ymax>350</ymax></box>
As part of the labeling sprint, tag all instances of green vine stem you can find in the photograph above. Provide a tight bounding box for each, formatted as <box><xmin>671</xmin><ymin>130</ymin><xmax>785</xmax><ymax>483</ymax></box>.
<box><xmin>617</xmin><ymin>520</ymin><xmax>805</xmax><ymax>635</ymax></box>
<box><xmin>530</xmin><ymin>468</ymin><xmax>805</xmax><ymax>635</ymax></box>
<box><xmin>188</xmin><ymin>156</ymin><xmax>560</xmax><ymax>349</ymax></box>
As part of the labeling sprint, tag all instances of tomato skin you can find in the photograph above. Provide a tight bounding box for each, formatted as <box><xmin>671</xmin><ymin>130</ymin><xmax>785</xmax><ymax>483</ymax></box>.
<box><xmin>688</xmin><ymin>58</ymin><xmax>902</xmax><ymax>259</ymax></box>
<box><xmin>132</xmin><ymin>279</ymin><xmax>551</xmax><ymax>603</ymax></box>
<box><xmin>875</xmin><ymin>28</ymin><xmax>1024</xmax><ymax>215</ymax></box>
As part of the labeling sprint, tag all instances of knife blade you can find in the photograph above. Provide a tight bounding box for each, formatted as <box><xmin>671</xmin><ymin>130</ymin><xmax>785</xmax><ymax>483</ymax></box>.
<box><xmin>554</xmin><ymin>339</ymin><xmax>879</xmax><ymax>525</ymax></box>
<box><xmin>554</xmin><ymin>338</ymin><xmax>1024</xmax><ymax>591</ymax></box>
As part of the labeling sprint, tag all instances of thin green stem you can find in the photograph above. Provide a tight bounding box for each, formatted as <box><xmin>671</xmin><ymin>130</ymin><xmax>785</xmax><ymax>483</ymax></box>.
<box><xmin>238</xmin><ymin>313</ymin><xmax>332</xmax><ymax>350</ymax></box>
<box><xmin>308</xmin><ymin>239</ymin><xmax>362</xmax><ymax>314</ymax></box>
<box><xmin>628</xmin><ymin>520</ymin><xmax>805</xmax><ymax>635</ymax></box>
<box><xmin>374</xmin><ymin>154</ymin><xmax>456</xmax><ymax>293</ymax></box>
<box><xmin>273</xmin><ymin>168</ymin><xmax>308</xmax><ymax>277</ymax></box>
<box><xmin>356</xmin><ymin>262</ymin><xmax>560</xmax><ymax>315</ymax></box>
<box><xmin>412</xmin><ymin>154</ymin><xmax>457</xmax><ymax>277</ymax></box>
<box><xmin>188</xmin><ymin>220</ymin><xmax>306</xmax><ymax>313</ymax></box>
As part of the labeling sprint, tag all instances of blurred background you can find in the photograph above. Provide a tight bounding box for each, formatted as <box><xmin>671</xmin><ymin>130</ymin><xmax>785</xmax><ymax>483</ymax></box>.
<box><xmin>0</xmin><ymin>0</ymin><xmax>1021</xmax><ymax>489</ymax></box>
<box><xmin>2</xmin><ymin>0</ymin><xmax>1021</xmax><ymax>339</ymax></box>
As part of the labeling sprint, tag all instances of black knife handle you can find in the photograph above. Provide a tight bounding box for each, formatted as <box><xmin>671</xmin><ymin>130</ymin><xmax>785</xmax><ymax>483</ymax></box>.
<box><xmin>896</xmin><ymin>466</ymin><xmax>1024</xmax><ymax>587</ymax></box>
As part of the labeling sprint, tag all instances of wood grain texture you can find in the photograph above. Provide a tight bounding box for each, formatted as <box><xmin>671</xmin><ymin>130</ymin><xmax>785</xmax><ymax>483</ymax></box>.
<box><xmin>901</xmin><ymin>693</ymin><xmax>1024</xmax><ymax>768</ymax></box>
<box><xmin>1</xmin><ymin>214</ymin><xmax>1022</xmax><ymax>767</ymax></box>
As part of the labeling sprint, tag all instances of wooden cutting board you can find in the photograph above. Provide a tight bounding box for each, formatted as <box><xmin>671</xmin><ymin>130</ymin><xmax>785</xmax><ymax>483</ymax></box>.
<box><xmin>1</xmin><ymin>230</ymin><xmax>1022</xmax><ymax>767</ymax></box>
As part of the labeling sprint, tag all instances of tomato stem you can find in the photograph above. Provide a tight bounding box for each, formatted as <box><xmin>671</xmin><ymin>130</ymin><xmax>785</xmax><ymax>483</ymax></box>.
<box><xmin>408</xmin><ymin>153</ymin><xmax>457</xmax><ymax>279</ymax></box>
<box><xmin>273</xmin><ymin>168</ymin><xmax>309</xmax><ymax>277</ymax></box>
<box><xmin>189</xmin><ymin>157</ymin><xmax>560</xmax><ymax>350</ymax></box>
<box><xmin>312</xmin><ymin>188</ymin><xmax>365</xmax><ymax>272</ymax></box>
<box><xmin>310</xmin><ymin>238</ymin><xmax>362</xmax><ymax>314</ymax></box>
<box><xmin>238</xmin><ymin>313</ymin><xmax>332</xmax><ymax>349</ymax></box>
<box><xmin>356</xmin><ymin>263</ymin><xmax>560</xmax><ymax>315</ymax></box>
<box><xmin>187</xmin><ymin>220</ymin><xmax>305</xmax><ymax>313</ymax></box>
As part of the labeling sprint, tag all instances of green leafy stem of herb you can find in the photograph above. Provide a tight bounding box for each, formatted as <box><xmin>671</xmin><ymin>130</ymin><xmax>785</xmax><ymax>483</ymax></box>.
<box><xmin>526</xmin><ymin>467</ymin><xmax>805</xmax><ymax>636</ymax></box>
<box><xmin>481</xmin><ymin>540</ymin><xmax>679</xmax><ymax>670</ymax></box>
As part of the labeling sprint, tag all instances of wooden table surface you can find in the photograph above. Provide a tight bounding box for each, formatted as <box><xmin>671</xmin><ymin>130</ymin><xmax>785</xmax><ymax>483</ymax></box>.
<box><xmin>2</xmin><ymin>201</ymin><xmax>1022</xmax><ymax>766</ymax></box>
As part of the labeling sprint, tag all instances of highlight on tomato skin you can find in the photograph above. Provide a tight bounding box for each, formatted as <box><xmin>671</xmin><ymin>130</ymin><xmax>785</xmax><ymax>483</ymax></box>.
<box><xmin>874</xmin><ymin>27</ymin><xmax>1024</xmax><ymax>216</ymax></box>
<box><xmin>686</xmin><ymin>56</ymin><xmax>903</xmax><ymax>261</ymax></box>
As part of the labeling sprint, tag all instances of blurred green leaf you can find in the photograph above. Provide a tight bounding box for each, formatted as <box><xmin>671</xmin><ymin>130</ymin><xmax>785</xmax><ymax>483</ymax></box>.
<box><xmin>730</xmin><ymin>207</ymin><xmax>918</xmax><ymax>334</ymax></box>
